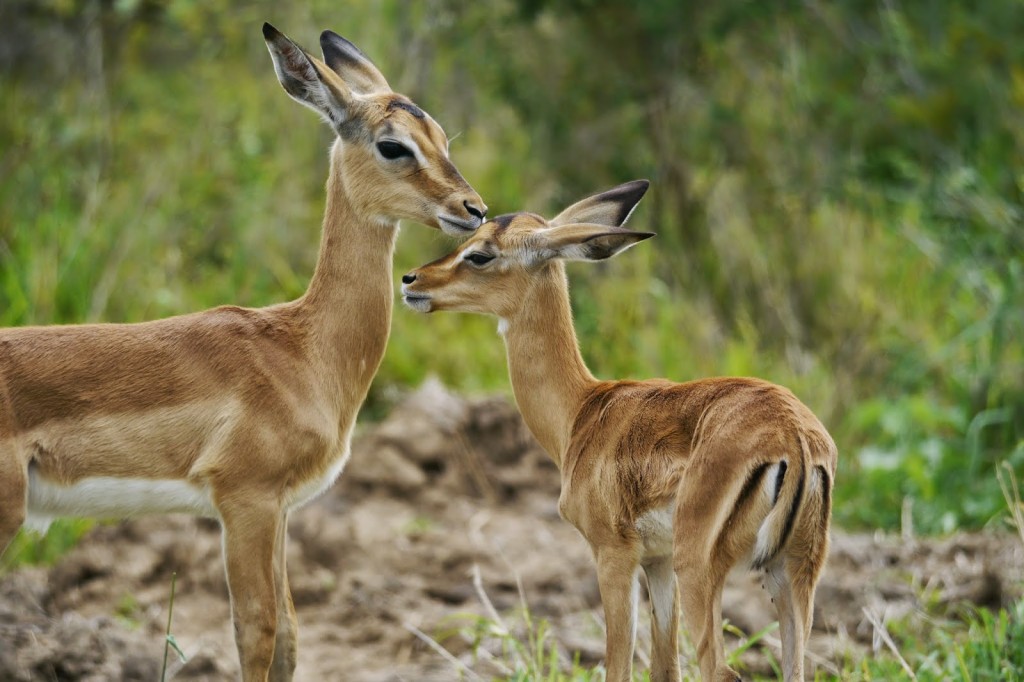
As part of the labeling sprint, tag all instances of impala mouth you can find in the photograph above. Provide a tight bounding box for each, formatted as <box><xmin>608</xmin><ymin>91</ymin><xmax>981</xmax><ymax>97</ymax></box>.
<box><xmin>401</xmin><ymin>287</ymin><xmax>432</xmax><ymax>312</ymax></box>
<box><xmin>438</xmin><ymin>214</ymin><xmax>482</xmax><ymax>236</ymax></box>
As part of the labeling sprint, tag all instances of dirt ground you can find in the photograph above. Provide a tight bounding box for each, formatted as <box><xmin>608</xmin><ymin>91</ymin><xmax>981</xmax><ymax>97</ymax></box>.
<box><xmin>1</xmin><ymin>380</ymin><xmax>1021</xmax><ymax>681</ymax></box>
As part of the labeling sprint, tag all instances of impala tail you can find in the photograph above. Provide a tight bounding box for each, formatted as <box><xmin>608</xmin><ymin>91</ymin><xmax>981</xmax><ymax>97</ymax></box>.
<box><xmin>750</xmin><ymin>433</ymin><xmax>833</xmax><ymax>570</ymax></box>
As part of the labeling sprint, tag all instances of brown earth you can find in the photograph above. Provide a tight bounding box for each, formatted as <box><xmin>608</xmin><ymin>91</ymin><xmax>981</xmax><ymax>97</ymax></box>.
<box><xmin>1</xmin><ymin>380</ymin><xmax>1021</xmax><ymax>681</ymax></box>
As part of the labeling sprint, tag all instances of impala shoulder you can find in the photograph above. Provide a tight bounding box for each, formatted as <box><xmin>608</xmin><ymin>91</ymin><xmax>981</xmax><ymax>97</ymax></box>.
<box><xmin>0</xmin><ymin>357</ymin><xmax>13</xmax><ymax>436</ymax></box>
<box><xmin>203</xmin><ymin>304</ymin><xmax>271</xmax><ymax>331</ymax></box>
<box><xmin>188</xmin><ymin>305</ymin><xmax>303</xmax><ymax>349</ymax></box>
<box><xmin>573</xmin><ymin>380</ymin><xmax>647</xmax><ymax>424</ymax></box>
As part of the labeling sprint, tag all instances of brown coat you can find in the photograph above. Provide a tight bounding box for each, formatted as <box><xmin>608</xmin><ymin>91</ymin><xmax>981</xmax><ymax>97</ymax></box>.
<box><xmin>402</xmin><ymin>181</ymin><xmax>836</xmax><ymax>682</ymax></box>
<box><xmin>0</xmin><ymin>23</ymin><xmax>485</xmax><ymax>682</ymax></box>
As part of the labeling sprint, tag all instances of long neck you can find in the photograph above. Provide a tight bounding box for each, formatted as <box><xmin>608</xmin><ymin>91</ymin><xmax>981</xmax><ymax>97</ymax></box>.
<box><xmin>502</xmin><ymin>262</ymin><xmax>596</xmax><ymax>466</ymax></box>
<box><xmin>299</xmin><ymin>141</ymin><xmax>398</xmax><ymax>429</ymax></box>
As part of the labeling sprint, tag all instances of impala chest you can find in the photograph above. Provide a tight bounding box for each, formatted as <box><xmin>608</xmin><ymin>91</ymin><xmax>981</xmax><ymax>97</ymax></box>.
<box><xmin>284</xmin><ymin>439</ymin><xmax>351</xmax><ymax>509</ymax></box>
<box><xmin>635</xmin><ymin>504</ymin><xmax>675</xmax><ymax>560</ymax></box>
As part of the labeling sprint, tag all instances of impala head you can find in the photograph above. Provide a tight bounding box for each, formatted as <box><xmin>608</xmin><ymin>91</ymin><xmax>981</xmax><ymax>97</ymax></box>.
<box><xmin>401</xmin><ymin>180</ymin><xmax>653</xmax><ymax>318</ymax></box>
<box><xmin>263</xmin><ymin>23</ymin><xmax>486</xmax><ymax>235</ymax></box>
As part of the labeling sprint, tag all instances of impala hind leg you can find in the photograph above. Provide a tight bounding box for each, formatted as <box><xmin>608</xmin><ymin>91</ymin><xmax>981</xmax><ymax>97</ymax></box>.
<box><xmin>642</xmin><ymin>557</ymin><xmax>681</xmax><ymax>682</ymax></box>
<box><xmin>673</xmin><ymin>468</ymin><xmax>742</xmax><ymax>681</ymax></box>
<box><xmin>0</xmin><ymin>452</ymin><xmax>27</xmax><ymax>556</ymax></box>
<box><xmin>219</xmin><ymin>496</ymin><xmax>282</xmax><ymax>682</ymax></box>
<box><xmin>769</xmin><ymin>466</ymin><xmax>830</xmax><ymax>681</ymax></box>
<box><xmin>596</xmin><ymin>546</ymin><xmax>641</xmax><ymax>682</ymax></box>
<box><xmin>766</xmin><ymin>550</ymin><xmax>821</xmax><ymax>681</ymax></box>
<box><xmin>270</xmin><ymin>512</ymin><xmax>297</xmax><ymax>681</ymax></box>
<box><xmin>765</xmin><ymin>563</ymin><xmax>806</xmax><ymax>682</ymax></box>
<box><xmin>675</xmin><ymin>561</ymin><xmax>737</xmax><ymax>682</ymax></box>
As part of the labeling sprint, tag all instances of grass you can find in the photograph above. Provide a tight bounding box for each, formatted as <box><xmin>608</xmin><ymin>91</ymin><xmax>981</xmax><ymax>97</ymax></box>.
<box><xmin>416</xmin><ymin>596</ymin><xmax>777</xmax><ymax>680</ymax></box>
<box><xmin>412</xmin><ymin>586</ymin><xmax>1024</xmax><ymax>682</ymax></box>
<box><xmin>845</xmin><ymin>599</ymin><xmax>1024</xmax><ymax>682</ymax></box>
<box><xmin>1</xmin><ymin>519</ymin><xmax>95</xmax><ymax>572</ymax></box>
<box><xmin>162</xmin><ymin>572</ymin><xmax>187</xmax><ymax>681</ymax></box>
<box><xmin>409</xmin><ymin>561</ymin><xmax>778</xmax><ymax>681</ymax></box>
<box><xmin>408</xmin><ymin>464</ymin><xmax>1024</xmax><ymax>681</ymax></box>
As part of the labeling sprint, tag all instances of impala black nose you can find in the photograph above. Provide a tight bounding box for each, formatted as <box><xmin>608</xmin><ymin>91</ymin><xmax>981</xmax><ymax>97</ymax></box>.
<box><xmin>464</xmin><ymin>201</ymin><xmax>487</xmax><ymax>220</ymax></box>
<box><xmin>401</xmin><ymin>273</ymin><xmax>416</xmax><ymax>284</ymax></box>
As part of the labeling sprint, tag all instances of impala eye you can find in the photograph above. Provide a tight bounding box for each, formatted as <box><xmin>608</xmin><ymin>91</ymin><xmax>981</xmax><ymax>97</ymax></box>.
<box><xmin>376</xmin><ymin>140</ymin><xmax>413</xmax><ymax>160</ymax></box>
<box><xmin>465</xmin><ymin>252</ymin><xmax>495</xmax><ymax>266</ymax></box>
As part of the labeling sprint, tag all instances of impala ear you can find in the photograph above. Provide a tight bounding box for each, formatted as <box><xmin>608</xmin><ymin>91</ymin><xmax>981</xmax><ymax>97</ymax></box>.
<box><xmin>531</xmin><ymin>223</ymin><xmax>655</xmax><ymax>263</ymax></box>
<box><xmin>320</xmin><ymin>30</ymin><xmax>392</xmax><ymax>95</ymax></box>
<box><xmin>549</xmin><ymin>180</ymin><xmax>650</xmax><ymax>228</ymax></box>
<box><xmin>263</xmin><ymin>23</ymin><xmax>357</xmax><ymax>130</ymax></box>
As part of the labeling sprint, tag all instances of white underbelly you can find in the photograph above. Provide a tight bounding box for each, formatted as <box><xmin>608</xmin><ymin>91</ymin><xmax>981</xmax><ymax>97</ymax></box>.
<box><xmin>26</xmin><ymin>468</ymin><xmax>215</xmax><ymax>532</ymax></box>
<box><xmin>284</xmin><ymin>445</ymin><xmax>351</xmax><ymax>510</ymax></box>
<box><xmin>23</xmin><ymin>431</ymin><xmax>352</xmax><ymax>530</ymax></box>
<box><xmin>636</xmin><ymin>505</ymin><xmax>675</xmax><ymax>559</ymax></box>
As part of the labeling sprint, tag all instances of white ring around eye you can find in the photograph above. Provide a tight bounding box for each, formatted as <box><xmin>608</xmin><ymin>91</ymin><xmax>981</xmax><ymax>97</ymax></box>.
<box><xmin>376</xmin><ymin>136</ymin><xmax>427</xmax><ymax>165</ymax></box>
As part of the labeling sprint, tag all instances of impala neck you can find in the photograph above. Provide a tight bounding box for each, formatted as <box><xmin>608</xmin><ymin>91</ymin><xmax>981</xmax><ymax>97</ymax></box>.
<box><xmin>501</xmin><ymin>262</ymin><xmax>596</xmax><ymax>467</ymax></box>
<box><xmin>300</xmin><ymin>141</ymin><xmax>398</xmax><ymax>426</ymax></box>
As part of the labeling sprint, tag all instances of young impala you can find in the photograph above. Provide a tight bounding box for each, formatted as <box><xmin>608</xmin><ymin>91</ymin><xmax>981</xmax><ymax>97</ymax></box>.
<box><xmin>401</xmin><ymin>181</ymin><xmax>836</xmax><ymax>682</ymax></box>
<box><xmin>0</xmin><ymin>23</ymin><xmax>485</xmax><ymax>682</ymax></box>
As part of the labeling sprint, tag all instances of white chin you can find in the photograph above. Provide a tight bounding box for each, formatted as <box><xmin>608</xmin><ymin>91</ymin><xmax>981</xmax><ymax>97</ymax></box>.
<box><xmin>403</xmin><ymin>297</ymin><xmax>432</xmax><ymax>313</ymax></box>
<box><xmin>438</xmin><ymin>218</ymin><xmax>476</xmax><ymax>237</ymax></box>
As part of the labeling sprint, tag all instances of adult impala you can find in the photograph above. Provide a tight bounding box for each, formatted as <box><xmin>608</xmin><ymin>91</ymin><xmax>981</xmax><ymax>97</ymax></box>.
<box><xmin>0</xmin><ymin>23</ymin><xmax>485</xmax><ymax>682</ymax></box>
<box><xmin>401</xmin><ymin>181</ymin><xmax>836</xmax><ymax>682</ymax></box>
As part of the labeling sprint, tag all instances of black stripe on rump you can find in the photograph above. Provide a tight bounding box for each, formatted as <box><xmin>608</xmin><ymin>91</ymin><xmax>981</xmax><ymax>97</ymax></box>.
<box><xmin>752</xmin><ymin>461</ymin><xmax>805</xmax><ymax>570</ymax></box>
<box><xmin>772</xmin><ymin>460</ymin><xmax>788</xmax><ymax>504</ymax></box>
<box><xmin>736</xmin><ymin>462</ymin><xmax>773</xmax><ymax>512</ymax></box>
<box><xmin>817</xmin><ymin>464</ymin><xmax>832</xmax><ymax>523</ymax></box>
<box><xmin>714</xmin><ymin>462</ymin><xmax>772</xmax><ymax>554</ymax></box>
<box><xmin>777</xmin><ymin>462</ymin><xmax>806</xmax><ymax>553</ymax></box>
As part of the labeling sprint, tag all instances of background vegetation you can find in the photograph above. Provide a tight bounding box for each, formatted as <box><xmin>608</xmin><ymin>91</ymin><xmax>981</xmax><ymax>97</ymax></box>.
<box><xmin>1</xmin><ymin>0</ymin><xmax>1021</xmax><ymax>566</ymax></box>
<box><xmin>1</xmin><ymin>0</ymin><xmax>1022</xmax><ymax>677</ymax></box>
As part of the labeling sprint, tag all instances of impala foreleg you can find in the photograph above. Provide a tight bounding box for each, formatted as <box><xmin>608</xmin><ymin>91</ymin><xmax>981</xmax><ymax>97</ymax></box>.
<box><xmin>642</xmin><ymin>557</ymin><xmax>681</xmax><ymax>682</ymax></box>
<box><xmin>220</xmin><ymin>495</ymin><xmax>282</xmax><ymax>682</ymax></box>
<box><xmin>0</xmin><ymin>453</ymin><xmax>26</xmax><ymax>555</ymax></box>
<box><xmin>270</xmin><ymin>511</ymin><xmax>297</xmax><ymax>681</ymax></box>
<box><xmin>595</xmin><ymin>546</ymin><xmax>641</xmax><ymax>682</ymax></box>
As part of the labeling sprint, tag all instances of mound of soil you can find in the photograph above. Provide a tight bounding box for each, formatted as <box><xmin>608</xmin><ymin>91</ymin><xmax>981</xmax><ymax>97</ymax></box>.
<box><xmin>1</xmin><ymin>380</ymin><xmax>1021</xmax><ymax>680</ymax></box>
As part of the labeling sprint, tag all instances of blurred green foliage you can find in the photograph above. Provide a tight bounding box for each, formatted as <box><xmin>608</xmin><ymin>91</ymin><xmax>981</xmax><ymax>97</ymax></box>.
<box><xmin>833</xmin><ymin>598</ymin><xmax>1024</xmax><ymax>681</ymax></box>
<box><xmin>477</xmin><ymin>600</ymin><xmax>1024</xmax><ymax>681</ymax></box>
<box><xmin>0</xmin><ymin>0</ymin><xmax>1021</xmax><ymax>536</ymax></box>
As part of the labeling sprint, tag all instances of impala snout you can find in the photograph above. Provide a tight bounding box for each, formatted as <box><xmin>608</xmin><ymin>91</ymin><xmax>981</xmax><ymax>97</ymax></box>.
<box><xmin>401</xmin><ymin>270</ymin><xmax>433</xmax><ymax>312</ymax></box>
<box><xmin>437</xmin><ymin>191</ymin><xmax>488</xmax><ymax>236</ymax></box>
<box><xmin>465</xmin><ymin>199</ymin><xmax>488</xmax><ymax>221</ymax></box>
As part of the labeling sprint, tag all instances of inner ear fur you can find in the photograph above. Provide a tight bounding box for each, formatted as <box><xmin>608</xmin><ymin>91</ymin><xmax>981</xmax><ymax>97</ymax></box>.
<box><xmin>549</xmin><ymin>179</ymin><xmax>650</xmax><ymax>228</ymax></box>
<box><xmin>264</xmin><ymin>23</ymin><xmax>356</xmax><ymax>128</ymax></box>
<box><xmin>535</xmin><ymin>223</ymin><xmax>655</xmax><ymax>262</ymax></box>
<box><xmin>320</xmin><ymin>30</ymin><xmax>392</xmax><ymax>95</ymax></box>
<box><xmin>579</xmin><ymin>230</ymin><xmax>655</xmax><ymax>261</ymax></box>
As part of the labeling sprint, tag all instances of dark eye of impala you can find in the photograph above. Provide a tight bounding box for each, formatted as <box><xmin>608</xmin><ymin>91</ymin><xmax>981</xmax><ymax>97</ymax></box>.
<box><xmin>465</xmin><ymin>252</ymin><xmax>495</xmax><ymax>266</ymax></box>
<box><xmin>376</xmin><ymin>140</ymin><xmax>414</xmax><ymax>160</ymax></box>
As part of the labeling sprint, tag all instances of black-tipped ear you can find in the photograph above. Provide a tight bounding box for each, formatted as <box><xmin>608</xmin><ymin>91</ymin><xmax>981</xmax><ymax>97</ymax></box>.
<box><xmin>578</xmin><ymin>229</ymin><xmax>655</xmax><ymax>261</ymax></box>
<box><xmin>320</xmin><ymin>30</ymin><xmax>391</xmax><ymax>95</ymax></box>
<box><xmin>550</xmin><ymin>179</ymin><xmax>650</xmax><ymax>228</ymax></box>
<box><xmin>532</xmin><ymin>223</ymin><xmax>655</xmax><ymax>264</ymax></box>
<box><xmin>264</xmin><ymin>25</ymin><xmax>353</xmax><ymax>128</ymax></box>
